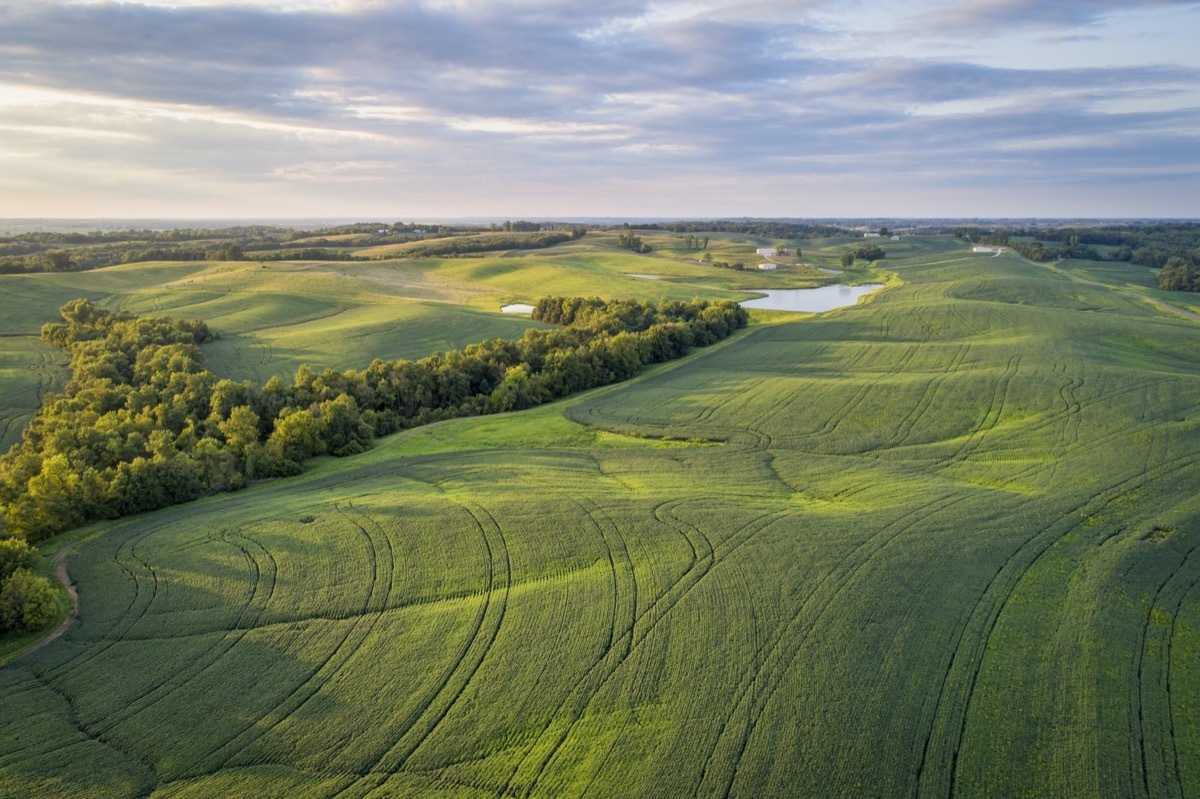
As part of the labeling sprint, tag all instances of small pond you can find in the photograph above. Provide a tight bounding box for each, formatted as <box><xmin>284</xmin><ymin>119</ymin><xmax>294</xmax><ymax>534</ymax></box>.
<box><xmin>739</xmin><ymin>283</ymin><xmax>883</xmax><ymax>313</ymax></box>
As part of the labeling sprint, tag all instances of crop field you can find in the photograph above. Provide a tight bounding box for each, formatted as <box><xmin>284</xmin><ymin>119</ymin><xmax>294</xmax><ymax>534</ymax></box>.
<box><xmin>2</xmin><ymin>237</ymin><xmax>1199</xmax><ymax>797</ymax></box>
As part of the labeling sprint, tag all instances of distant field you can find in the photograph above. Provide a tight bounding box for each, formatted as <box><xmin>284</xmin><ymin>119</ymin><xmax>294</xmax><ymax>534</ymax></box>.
<box><xmin>0</xmin><ymin>234</ymin><xmax>845</xmax><ymax>441</ymax></box>
<box><xmin>3</xmin><ymin>236</ymin><xmax>1197</xmax><ymax>797</ymax></box>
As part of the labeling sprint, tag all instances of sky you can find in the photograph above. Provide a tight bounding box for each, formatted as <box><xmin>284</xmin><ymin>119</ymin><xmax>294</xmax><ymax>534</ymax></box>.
<box><xmin>0</xmin><ymin>0</ymin><xmax>1198</xmax><ymax>219</ymax></box>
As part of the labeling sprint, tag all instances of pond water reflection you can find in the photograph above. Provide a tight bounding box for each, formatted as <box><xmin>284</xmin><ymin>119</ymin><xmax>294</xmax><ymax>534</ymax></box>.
<box><xmin>739</xmin><ymin>284</ymin><xmax>882</xmax><ymax>312</ymax></box>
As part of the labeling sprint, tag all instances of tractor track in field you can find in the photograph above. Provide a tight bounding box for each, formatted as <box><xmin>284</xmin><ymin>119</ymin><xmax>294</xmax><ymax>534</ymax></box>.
<box><xmin>2</xmin><ymin>524</ymin><xmax>174</xmax><ymax>771</ymax></box>
<box><xmin>1164</xmin><ymin>555</ymin><xmax>1200</xmax><ymax>797</ymax></box>
<box><xmin>87</xmin><ymin>529</ymin><xmax>279</xmax><ymax>739</ymax></box>
<box><xmin>810</xmin><ymin>338</ymin><xmax>927</xmax><ymax>442</ymax></box>
<box><xmin>500</xmin><ymin>501</ymin><xmax>783</xmax><ymax>798</ymax></box>
<box><xmin>42</xmin><ymin>522</ymin><xmax>171</xmax><ymax>683</ymax></box>
<box><xmin>883</xmin><ymin>343</ymin><xmax>972</xmax><ymax>449</ymax></box>
<box><xmin>939</xmin><ymin>355</ymin><xmax>1020</xmax><ymax>468</ymax></box>
<box><xmin>1131</xmin><ymin>542</ymin><xmax>1200</xmax><ymax>799</ymax></box>
<box><xmin>692</xmin><ymin>375</ymin><xmax>772</xmax><ymax>426</ymax></box>
<box><xmin>17</xmin><ymin>665</ymin><xmax>160</xmax><ymax>795</ymax></box>
<box><xmin>1054</xmin><ymin>362</ymin><xmax>1084</xmax><ymax>449</ymax></box>
<box><xmin>569</xmin><ymin>497</ymin><xmax>641</xmax><ymax>799</ymax></box>
<box><xmin>202</xmin><ymin>502</ymin><xmax>395</xmax><ymax>774</ymax></box>
<box><xmin>329</xmin><ymin>500</ymin><xmax>509</xmax><ymax>796</ymax></box>
<box><xmin>696</xmin><ymin>338</ymin><xmax>835</xmax><ymax>433</ymax></box>
<box><xmin>913</xmin><ymin>451</ymin><xmax>1200</xmax><ymax>799</ymax></box>
<box><xmin>697</xmin><ymin>492</ymin><xmax>974</xmax><ymax>799</ymax></box>
<box><xmin>575</xmin><ymin>497</ymin><xmax>638</xmax><ymax>663</ymax></box>
<box><xmin>865</xmin><ymin>359</ymin><xmax>1170</xmax><ymax>480</ymax></box>
<box><xmin>979</xmin><ymin>375</ymin><xmax>1174</xmax><ymax>486</ymax></box>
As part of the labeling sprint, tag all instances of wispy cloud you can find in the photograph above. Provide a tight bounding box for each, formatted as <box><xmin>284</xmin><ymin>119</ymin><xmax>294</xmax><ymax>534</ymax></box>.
<box><xmin>900</xmin><ymin>0</ymin><xmax>1200</xmax><ymax>33</ymax></box>
<box><xmin>0</xmin><ymin>0</ymin><xmax>1196</xmax><ymax>217</ymax></box>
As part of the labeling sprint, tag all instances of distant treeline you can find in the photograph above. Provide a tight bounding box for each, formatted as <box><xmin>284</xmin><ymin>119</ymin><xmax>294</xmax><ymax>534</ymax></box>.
<box><xmin>0</xmin><ymin>295</ymin><xmax>747</xmax><ymax>541</ymax></box>
<box><xmin>0</xmin><ymin>222</ymin><xmax>485</xmax><ymax>274</ymax></box>
<box><xmin>951</xmin><ymin>223</ymin><xmax>1200</xmax><ymax>292</ymax></box>
<box><xmin>0</xmin><ymin>225</ymin><xmax>591</xmax><ymax>273</ymax></box>
<box><xmin>402</xmin><ymin>229</ymin><xmax>585</xmax><ymax>258</ymax></box>
<box><xmin>633</xmin><ymin>220</ymin><xmax>847</xmax><ymax>238</ymax></box>
<box><xmin>0</xmin><ymin>242</ymin><xmax>366</xmax><ymax>273</ymax></box>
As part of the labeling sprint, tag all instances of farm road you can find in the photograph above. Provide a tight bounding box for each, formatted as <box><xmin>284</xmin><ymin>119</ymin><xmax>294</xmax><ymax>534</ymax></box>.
<box><xmin>13</xmin><ymin>545</ymin><xmax>79</xmax><ymax>662</ymax></box>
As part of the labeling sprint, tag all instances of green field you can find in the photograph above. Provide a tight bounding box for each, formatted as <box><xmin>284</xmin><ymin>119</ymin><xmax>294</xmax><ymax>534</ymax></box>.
<box><xmin>2</xmin><ymin>235</ymin><xmax>1199</xmax><ymax>797</ymax></box>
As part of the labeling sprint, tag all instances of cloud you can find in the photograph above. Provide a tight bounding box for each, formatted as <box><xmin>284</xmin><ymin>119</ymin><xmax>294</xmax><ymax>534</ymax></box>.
<box><xmin>900</xmin><ymin>0</ymin><xmax>1200</xmax><ymax>33</ymax></box>
<box><xmin>0</xmin><ymin>0</ymin><xmax>1196</xmax><ymax>217</ymax></box>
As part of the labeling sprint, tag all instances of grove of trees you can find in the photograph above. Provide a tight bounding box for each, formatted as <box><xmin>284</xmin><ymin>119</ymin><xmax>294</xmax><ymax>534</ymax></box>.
<box><xmin>852</xmin><ymin>244</ymin><xmax>886</xmax><ymax>262</ymax></box>
<box><xmin>616</xmin><ymin>233</ymin><xmax>651</xmax><ymax>253</ymax></box>
<box><xmin>0</xmin><ymin>296</ymin><xmax>748</xmax><ymax>543</ymax></box>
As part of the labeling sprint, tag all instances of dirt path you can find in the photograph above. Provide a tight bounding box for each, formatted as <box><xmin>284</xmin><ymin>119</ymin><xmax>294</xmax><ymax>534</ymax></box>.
<box><xmin>14</xmin><ymin>546</ymin><xmax>79</xmax><ymax>661</ymax></box>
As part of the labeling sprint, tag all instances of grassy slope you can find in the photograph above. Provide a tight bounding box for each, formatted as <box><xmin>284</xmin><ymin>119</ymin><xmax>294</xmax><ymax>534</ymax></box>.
<box><xmin>3</xmin><ymin>240</ymin><xmax>1198</xmax><ymax>798</ymax></box>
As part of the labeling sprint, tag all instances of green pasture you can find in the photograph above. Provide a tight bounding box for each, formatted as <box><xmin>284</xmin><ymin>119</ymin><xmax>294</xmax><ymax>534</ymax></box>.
<box><xmin>2</xmin><ymin>237</ymin><xmax>1199</xmax><ymax>797</ymax></box>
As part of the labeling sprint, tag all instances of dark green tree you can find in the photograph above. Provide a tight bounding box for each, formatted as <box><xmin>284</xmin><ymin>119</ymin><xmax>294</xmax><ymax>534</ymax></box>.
<box><xmin>0</xmin><ymin>568</ymin><xmax>56</xmax><ymax>631</ymax></box>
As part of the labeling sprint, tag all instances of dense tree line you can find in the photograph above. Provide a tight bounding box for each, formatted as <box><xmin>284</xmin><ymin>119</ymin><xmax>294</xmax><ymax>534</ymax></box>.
<box><xmin>403</xmin><ymin>229</ymin><xmax>585</xmax><ymax>258</ymax></box>
<box><xmin>949</xmin><ymin>224</ymin><xmax>1200</xmax><ymax>281</ymax></box>
<box><xmin>0</xmin><ymin>240</ymin><xmax>265</xmax><ymax>274</ymax></box>
<box><xmin>499</xmin><ymin>221</ymin><xmax>542</xmax><ymax>232</ymax></box>
<box><xmin>637</xmin><ymin>220</ymin><xmax>846</xmax><ymax>239</ymax></box>
<box><xmin>950</xmin><ymin>228</ymin><xmax>1100</xmax><ymax>263</ymax></box>
<box><xmin>0</xmin><ymin>296</ymin><xmax>747</xmax><ymax>542</ymax></box>
<box><xmin>0</xmin><ymin>223</ymin><xmax>478</xmax><ymax>275</ymax></box>
<box><xmin>1</xmin><ymin>226</ymin><xmax>288</xmax><ymax>247</ymax></box>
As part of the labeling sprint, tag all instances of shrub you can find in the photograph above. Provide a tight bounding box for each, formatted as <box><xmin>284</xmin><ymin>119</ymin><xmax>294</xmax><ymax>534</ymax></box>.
<box><xmin>0</xmin><ymin>568</ymin><xmax>57</xmax><ymax>631</ymax></box>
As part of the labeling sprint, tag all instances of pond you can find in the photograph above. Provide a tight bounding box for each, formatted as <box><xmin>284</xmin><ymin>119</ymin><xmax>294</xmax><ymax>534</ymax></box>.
<box><xmin>739</xmin><ymin>283</ymin><xmax>883</xmax><ymax>313</ymax></box>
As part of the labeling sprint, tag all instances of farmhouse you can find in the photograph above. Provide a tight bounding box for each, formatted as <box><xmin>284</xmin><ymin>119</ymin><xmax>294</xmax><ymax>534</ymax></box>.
<box><xmin>758</xmin><ymin>263</ymin><xmax>777</xmax><ymax>270</ymax></box>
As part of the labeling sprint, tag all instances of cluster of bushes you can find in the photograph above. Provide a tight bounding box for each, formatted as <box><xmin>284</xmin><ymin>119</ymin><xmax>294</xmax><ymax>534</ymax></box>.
<box><xmin>853</xmin><ymin>244</ymin><xmax>886</xmax><ymax>261</ymax></box>
<box><xmin>0</xmin><ymin>538</ymin><xmax>55</xmax><ymax>633</ymax></box>
<box><xmin>0</xmin><ymin>296</ymin><xmax>747</xmax><ymax>542</ymax></box>
<box><xmin>616</xmin><ymin>233</ymin><xmax>651</xmax><ymax>253</ymax></box>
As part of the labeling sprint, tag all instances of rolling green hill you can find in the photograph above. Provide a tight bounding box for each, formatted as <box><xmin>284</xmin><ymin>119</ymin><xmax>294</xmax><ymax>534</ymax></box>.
<box><xmin>1</xmin><ymin>237</ymin><xmax>1198</xmax><ymax>797</ymax></box>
